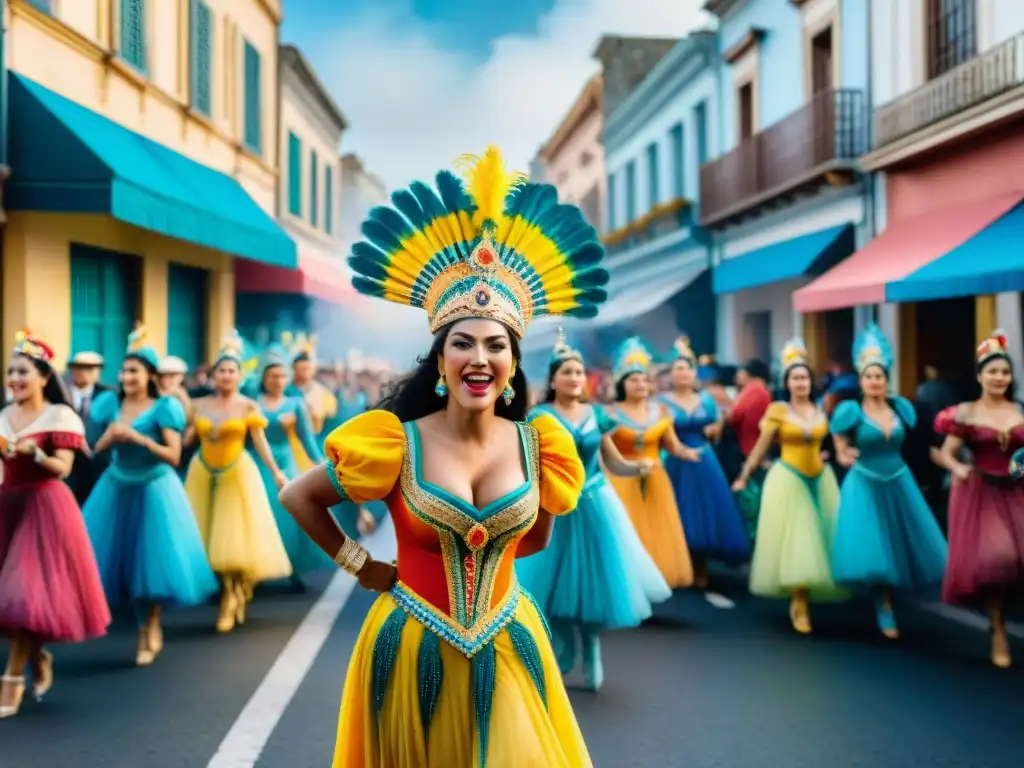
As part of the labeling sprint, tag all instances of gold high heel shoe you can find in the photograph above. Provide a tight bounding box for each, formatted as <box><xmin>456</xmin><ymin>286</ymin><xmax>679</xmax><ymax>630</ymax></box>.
<box><xmin>789</xmin><ymin>596</ymin><xmax>812</xmax><ymax>634</ymax></box>
<box><xmin>234</xmin><ymin>580</ymin><xmax>247</xmax><ymax>626</ymax></box>
<box><xmin>136</xmin><ymin>628</ymin><xmax>155</xmax><ymax>666</ymax></box>
<box><xmin>0</xmin><ymin>675</ymin><xmax>26</xmax><ymax>719</ymax></box>
<box><xmin>992</xmin><ymin>631</ymin><xmax>1012</xmax><ymax>668</ymax></box>
<box><xmin>217</xmin><ymin>588</ymin><xmax>238</xmax><ymax>633</ymax></box>
<box><xmin>147</xmin><ymin>619</ymin><xmax>164</xmax><ymax>658</ymax></box>
<box><xmin>31</xmin><ymin>649</ymin><xmax>54</xmax><ymax>701</ymax></box>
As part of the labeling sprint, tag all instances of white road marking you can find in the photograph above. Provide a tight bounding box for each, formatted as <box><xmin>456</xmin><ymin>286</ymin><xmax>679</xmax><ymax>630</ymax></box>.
<box><xmin>919</xmin><ymin>601</ymin><xmax>1024</xmax><ymax>639</ymax></box>
<box><xmin>207</xmin><ymin>518</ymin><xmax>397</xmax><ymax>768</ymax></box>
<box><xmin>704</xmin><ymin>592</ymin><xmax>736</xmax><ymax>610</ymax></box>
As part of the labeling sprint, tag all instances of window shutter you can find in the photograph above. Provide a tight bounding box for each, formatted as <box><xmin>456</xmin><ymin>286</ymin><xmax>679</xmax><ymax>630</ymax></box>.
<box><xmin>243</xmin><ymin>41</ymin><xmax>262</xmax><ymax>152</ymax></box>
<box><xmin>325</xmin><ymin>167</ymin><xmax>333</xmax><ymax>234</ymax></box>
<box><xmin>121</xmin><ymin>0</ymin><xmax>147</xmax><ymax>72</ymax></box>
<box><xmin>310</xmin><ymin>151</ymin><xmax>319</xmax><ymax>228</ymax></box>
<box><xmin>288</xmin><ymin>133</ymin><xmax>302</xmax><ymax>216</ymax></box>
<box><xmin>191</xmin><ymin>0</ymin><xmax>212</xmax><ymax>116</ymax></box>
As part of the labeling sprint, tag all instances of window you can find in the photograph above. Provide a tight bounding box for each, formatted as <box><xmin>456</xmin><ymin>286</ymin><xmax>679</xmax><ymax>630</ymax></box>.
<box><xmin>167</xmin><ymin>264</ymin><xmax>208</xmax><ymax>371</ymax></box>
<box><xmin>606</xmin><ymin>172</ymin><xmax>617</xmax><ymax>232</ymax></box>
<box><xmin>737</xmin><ymin>82</ymin><xmax>754</xmax><ymax>140</ymax></box>
<box><xmin>625</xmin><ymin>161</ymin><xmax>637</xmax><ymax>223</ymax></box>
<box><xmin>325</xmin><ymin>166</ymin><xmax>334</xmax><ymax>234</ymax></box>
<box><xmin>669</xmin><ymin>123</ymin><xmax>685</xmax><ymax>198</ymax></box>
<box><xmin>120</xmin><ymin>0</ymin><xmax>147</xmax><ymax>73</ymax></box>
<box><xmin>310</xmin><ymin>151</ymin><xmax>319</xmax><ymax>228</ymax></box>
<box><xmin>287</xmin><ymin>132</ymin><xmax>302</xmax><ymax>216</ymax></box>
<box><xmin>811</xmin><ymin>26</ymin><xmax>834</xmax><ymax>93</ymax></box>
<box><xmin>190</xmin><ymin>0</ymin><xmax>213</xmax><ymax>116</ymax></box>
<box><xmin>645</xmin><ymin>143</ymin><xmax>659</xmax><ymax>208</ymax></box>
<box><xmin>243</xmin><ymin>40</ymin><xmax>262</xmax><ymax>153</ymax></box>
<box><xmin>694</xmin><ymin>101</ymin><xmax>708</xmax><ymax>165</ymax></box>
<box><xmin>927</xmin><ymin>0</ymin><xmax>976</xmax><ymax>78</ymax></box>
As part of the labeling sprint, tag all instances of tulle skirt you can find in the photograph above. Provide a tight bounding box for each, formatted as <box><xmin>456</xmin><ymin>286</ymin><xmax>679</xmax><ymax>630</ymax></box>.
<box><xmin>83</xmin><ymin>464</ymin><xmax>219</xmax><ymax>608</ymax></box>
<box><xmin>749</xmin><ymin>462</ymin><xmax>846</xmax><ymax>600</ymax></box>
<box><xmin>185</xmin><ymin>453</ymin><xmax>293</xmax><ymax>583</ymax></box>
<box><xmin>607</xmin><ymin>466</ymin><xmax>693</xmax><ymax>588</ymax></box>
<box><xmin>831</xmin><ymin>464</ymin><xmax>948</xmax><ymax>590</ymax></box>
<box><xmin>943</xmin><ymin>472</ymin><xmax>1024</xmax><ymax>605</ymax></box>
<box><xmin>517</xmin><ymin>474</ymin><xmax>670</xmax><ymax>630</ymax></box>
<box><xmin>665</xmin><ymin>449</ymin><xmax>751</xmax><ymax>562</ymax></box>
<box><xmin>332</xmin><ymin>589</ymin><xmax>591</xmax><ymax>767</ymax></box>
<box><xmin>0</xmin><ymin>479</ymin><xmax>111</xmax><ymax>643</ymax></box>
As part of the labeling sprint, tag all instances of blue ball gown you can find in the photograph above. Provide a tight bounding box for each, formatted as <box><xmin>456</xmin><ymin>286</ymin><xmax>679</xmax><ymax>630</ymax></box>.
<box><xmin>83</xmin><ymin>392</ymin><xmax>218</xmax><ymax>609</ymax></box>
<box><xmin>830</xmin><ymin>398</ymin><xmax>948</xmax><ymax>589</ymax></box>
<box><xmin>660</xmin><ymin>392</ymin><xmax>751</xmax><ymax>563</ymax></box>
<box><xmin>253</xmin><ymin>395</ymin><xmax>334</xmax><ymax>576</ymax></box>
<box><xmin>517</xmin><ymin>403</ymin><xmax>670</xmax><ymax>689</ymax></box>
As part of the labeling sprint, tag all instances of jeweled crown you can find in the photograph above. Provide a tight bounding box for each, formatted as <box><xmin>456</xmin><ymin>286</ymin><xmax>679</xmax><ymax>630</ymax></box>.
<box><xmin>977</xmin><ymin>329</ymin><xmax>1009</xmax><ymax>366</ymax></box>
<box><xmin>125</xmin><ymin>322</ymin><xmax>160</xmax><ymax>369</ymax></box>
<box><xmin>674</xmin><ymin>335</ymin><xmax>695</xmax><ymax>363</ymax></box>
<box><xmin>12</xmin><ymin>330</ymin><xmax>54</xmax><ymax>363</ymax></box>
<box><xmin>613</xmin><ymin>336</ymin><xmax>653</xmax><ymax>381</ymax></box>
<box><xmin>550</xmin><ymin>326</ymin><xmax>583</xmax><ymax>366</ymax></box>
<box><xmin>780</xmin><ymin>337</ymin><xmax>809</xmax><ymax>374</ymax></box>
<box><xmin>853</xmin><ymin>322</ymin><xmax>893</xmax><ymax>374</ymax></box>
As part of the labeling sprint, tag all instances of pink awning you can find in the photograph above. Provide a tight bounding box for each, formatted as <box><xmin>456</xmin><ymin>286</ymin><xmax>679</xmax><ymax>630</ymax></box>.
<box><xmin>792</xmin><ymin>192</ymin><xmax>1023</xmax><ymax>313</ymax></box>
<box><xmin>235</xmin><ymin>254</ymin><xmax>355</xmax><ymax>304</ymax></box>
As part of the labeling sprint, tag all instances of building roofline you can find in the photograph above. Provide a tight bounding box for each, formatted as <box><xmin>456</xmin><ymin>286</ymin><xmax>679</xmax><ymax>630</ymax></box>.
<box><xmin>279</xmin><ymin>45</ymin><xmax>349</xmax><ymax>133</ymax></box>
<box><xmin>537</xmin><ymin>74</ymin><xmax>603</xmax><ymax>164</ymax></box>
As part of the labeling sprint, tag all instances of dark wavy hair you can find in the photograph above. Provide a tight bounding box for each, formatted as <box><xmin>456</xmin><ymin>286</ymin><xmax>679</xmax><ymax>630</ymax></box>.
<box><xmin>976</xmin><ymin>353</ymin><xmax>1017</xmax><ymax>401</ymax></box>
<box><xmin>781</xmin><ymin>363</ymin><xmax>819</xmax><ymax>403</ymax></box>
<box><xmin>614</xmin><ymin>372</ymin><xmax>645</xmax><ymax>403</ymax></box>
<box><xmin>118</xmin><ymin>353</ymin><xmax>160</xmax><ymax>401</ymax></box>
<box><xmin>543</xmin><ymin>356</ymin><xmax>587</xmax><ymax>403</ymax></box>
<box><xmin>260</xmin><ymin>363</ymin><xmax>286</xmax><ymax>394</ymax></box>
<box><xmin>376</xmin><ymin>321</ymin><xmax>530</xmax><ymax>423</ymax></box>
<box><xmin>13</xmin><ymin>354</ymin><xmax>72</xmax><ymax>407</ymax></box>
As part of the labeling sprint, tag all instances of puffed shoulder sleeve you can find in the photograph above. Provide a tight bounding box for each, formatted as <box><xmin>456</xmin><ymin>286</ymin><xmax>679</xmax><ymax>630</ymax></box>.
<box><xmin>891</xmin><ymin>396</ymin><xmax>917</xmax><ymax>430</ymax></box>
<box><xmin>323</xmin><ymin>409</ymin><xmax>405</xmax><ymax>504</ymax></box>
<box><xmin>243</xmin><ymin>407</ymin><xmax>269</xmax><ymax>430</ymax></box>
<box><xmin>50</xmin><ymin>404</ymin><xmax>86</xmax><ymax>450</ymax></box>
<box><xmin>154</xmin><ymin>396</ymin><xmax>187</xmax><ymax>433</ymax></box>
<box><xmin>758</xmin><ymin>402</ymin><xmax>788</xmax><ymax>431</ymax></box>
<box><xmin>530</xmin><ymin>412</ymin><xmax>585</xmax><ymax>516</ymax></box>
<box><xmin>830</xmin><ymin>400</ymin><xmax>862</xmax><ymax>435</ymax></box>
<box><xmin>593</xmin><ymin>406</ymin><xmax>620</xmax><ymax>435</ymax></box>
<box><xmin>934</xmin><ymin>405</ymin><xmax>967</xmax><ymax>437</ymax></box>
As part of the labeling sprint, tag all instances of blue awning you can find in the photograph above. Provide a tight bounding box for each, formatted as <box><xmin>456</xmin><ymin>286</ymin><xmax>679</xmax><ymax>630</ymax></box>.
<box><xmin>886</xmin><ymin>202</ymin><xmax>1024</xmax><ymax>302</ymax></box>
<box><xmin>712</xmin><ymin>224</ymin><xmax>854</xmax><ymax>295</ymax></box>
<box><xmin>7</xmin><ymin>74</ymin><xmax>297</xmax><ymax>269</ymax></box>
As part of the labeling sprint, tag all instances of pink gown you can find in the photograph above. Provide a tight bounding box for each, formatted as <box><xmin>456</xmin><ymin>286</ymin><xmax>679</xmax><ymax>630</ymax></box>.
<box><xmin>0</xmin><ymin>404</ymin><xmax>111</xmax><ymax>642</ymax></box>
<box><xmin>935</xmin><ymin>405</ymin><xmax>1024</xmax><ymax>605</ymax></box>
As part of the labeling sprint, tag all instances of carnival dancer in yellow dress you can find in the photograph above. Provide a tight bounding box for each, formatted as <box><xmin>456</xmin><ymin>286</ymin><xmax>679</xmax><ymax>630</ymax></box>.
<box><xmin>279</xmin><ymin>147</ymin><xmax>608</xmax><ymax>767</ymax></box>
<box><xmin>732</xmin><ymin>338</ymin><xmax>846</xmax><ymax>633</ymax></box>
<box><xmin>184</xmin><ymin>331</ymin><xmax>293</xmax><ymax>633</ymax></box>
<box><xmin>606</xmin><ymin>336</ymin><xmax>697</xmax><ymax>588</ymax></box>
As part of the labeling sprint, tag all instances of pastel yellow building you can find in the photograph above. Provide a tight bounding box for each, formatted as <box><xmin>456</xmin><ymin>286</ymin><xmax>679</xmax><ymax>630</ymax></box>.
<box><xmin>1</xmin><ymin>0</ymin><xmax>295</xmax><ymax>380</ymax></box>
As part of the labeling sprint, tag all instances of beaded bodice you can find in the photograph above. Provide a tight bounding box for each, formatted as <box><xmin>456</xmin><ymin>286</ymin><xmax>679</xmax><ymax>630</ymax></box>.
<box><xmin>531</xmin><ymin>405</ymin><xmax>603</xmax><ymax>478</ymax></box>
<box><xmin>608</xmin><ymin>404</ymin><xmax>670</xmax><ymax>461</ymax></box>
<box><xmin>660</xmin><ymin>392</ymin><xmax>716</xmax><ymax>449</ymax></box>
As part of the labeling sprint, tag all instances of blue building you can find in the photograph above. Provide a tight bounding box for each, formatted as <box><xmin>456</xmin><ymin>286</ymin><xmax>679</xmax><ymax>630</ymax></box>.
<box><xmin>702</xmin><ymin>0</ymin><xmax>871</xmax><ymax>373</ymax></box>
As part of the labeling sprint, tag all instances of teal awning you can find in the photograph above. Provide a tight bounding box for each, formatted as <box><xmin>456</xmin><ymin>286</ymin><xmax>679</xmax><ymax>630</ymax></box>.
<box><xmin>712</xmin><ymin>224</ymin><xmax>854</xmax><ymax>295</ymax></box>
<box><xmin>886</xmin><ymin>202</ymin><xmax>1024</xmax><ymax>302</ymax></box>
<box><xmin>7</xmin><ymin>74</ymin><xmax>296</xmax><ymax>269</ymax></box>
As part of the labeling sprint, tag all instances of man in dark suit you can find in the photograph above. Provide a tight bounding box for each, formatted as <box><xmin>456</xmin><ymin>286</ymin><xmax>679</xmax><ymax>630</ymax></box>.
<box><xmin>65</xmin><ymin>351</ymin><xmax>112</xmax><ymax>505</ymax></box>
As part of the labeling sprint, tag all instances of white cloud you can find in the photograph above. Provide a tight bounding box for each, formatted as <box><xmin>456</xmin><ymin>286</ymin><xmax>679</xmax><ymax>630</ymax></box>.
<box><xmin>314</xmin><ymin>0</ymin><xmax>711</xmax><ymax>191</ymax></box>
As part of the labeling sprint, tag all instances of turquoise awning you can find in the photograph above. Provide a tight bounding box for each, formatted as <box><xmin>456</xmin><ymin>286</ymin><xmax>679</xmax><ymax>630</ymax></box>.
<box><xmin>886</xmin><ymin>202</ymin><xmax>1024</xmax><ymax>302</ymax></box>
<box><xmin>712</xmin><ymin>224</ymin><xmax>854</xmax><ymax>295</ymax></box>
<box><xmin>7</xmin><ymin>74</ymin><xmax>296</xmax><ymax>269</ymax></box>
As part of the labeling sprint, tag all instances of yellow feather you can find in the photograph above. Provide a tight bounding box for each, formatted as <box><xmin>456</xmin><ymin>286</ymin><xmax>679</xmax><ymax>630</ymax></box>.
<box><xmin>454</xmin><ymin>146</ymin><xmax>526</xmax><ymax>230</ymax></box>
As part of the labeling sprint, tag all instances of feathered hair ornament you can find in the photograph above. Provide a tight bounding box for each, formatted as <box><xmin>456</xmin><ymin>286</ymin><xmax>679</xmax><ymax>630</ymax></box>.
<box><xmin>213</xmin><ymin>329</ymin><xmax>246</xmax><ymax>367</ymax></box>
<box><xmin>976</xmin><ymin>329</ymin><xmax>1010</xmax><ymax>368</ymax></box>
<box><xmin>780</xmin><ymin>337</ymin><xmax>809</xmax><ymax>376</ymax></box>
<box><xmin>290</xmin><ymin>332</ymin><xmax>317</xmax><ymax>363</ymax></box>
<box><xmin>12</xmin><ymin>330</ymin><xmax>55</xmax><ymax>364</ymax></box>
<box><xmin>853</xmin><ymin>323</ymin><xmax>893</xmax><ymax>375</ymax></box>
<box><xmin>259</xmin><ymin>342</ymin><xmax>290</xmax><ymax>372</ymax></box>
<box><xmin>613</xmin><ymin>336</ymin><xmax>653</xmax><ymax>382</ymax></box>
<box><xmin>674</xmin><ymin>335</ymin><xmax>696</xmax><ymax>364</ymax></box>
<box><xmin>550</xmin><ymin>326</ymin><xmax>583</xmax><ymax>366</ymax></box>
<box><xmin>125</xmin><ymin>321</ymin><xmax>160</xmax><ymax>369</ymax></box>
<box><xmin>347</xmin><ymin>146</ymin><xmax>610</xmax><ymax>338</ymax></box>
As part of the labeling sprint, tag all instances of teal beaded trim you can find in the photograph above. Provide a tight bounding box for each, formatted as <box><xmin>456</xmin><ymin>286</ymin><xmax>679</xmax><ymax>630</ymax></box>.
<box><xmin>371</xmin><ymin>608</ymin><xmax>408</xmax><ymax>718</ymax></box>
<box><xmin>506</xmin><ymin>620</ymin><xmax>547</xmax><ymax>708</ymax></box>
<box><xmin>471</xmin><ymin>642</ymin><xmax>497</xmax><ymax>767</ymax></box>
<box><xmin>388</xmin><ymin>580</ymin><xmax>520</xmax><ymax>658</ymax></box>
<box><xmin>521</xmin><ymin>589</ymin><xmax>552</xmax><ymax>641</ymax></box>
<box><xmin>416</xmin><ymin>631</ymin><xmax>443</xmax><ymax>736</ymax></box>
<box><xmin>325</xmin><ymin>460</ymin><xmax>350</xmax><ymax>501</ymax></box>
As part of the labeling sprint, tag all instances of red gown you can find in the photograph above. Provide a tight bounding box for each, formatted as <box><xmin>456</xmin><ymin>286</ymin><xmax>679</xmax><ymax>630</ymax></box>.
<box><xmin>936</xmin><ymin>405</ymin><xmax>1024</xmax><ymax>605</ymax></box>
<box><xmin>0</xmin><ymin>404</ymin><xmax>110</xmax><ymax>642</ymax></box>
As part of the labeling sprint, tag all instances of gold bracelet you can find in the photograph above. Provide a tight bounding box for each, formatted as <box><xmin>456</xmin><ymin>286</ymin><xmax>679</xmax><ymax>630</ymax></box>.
<box><xmin>333</xmin><ymin>537</ymin><xmax>370</xmax><ymax>576</ymax></box>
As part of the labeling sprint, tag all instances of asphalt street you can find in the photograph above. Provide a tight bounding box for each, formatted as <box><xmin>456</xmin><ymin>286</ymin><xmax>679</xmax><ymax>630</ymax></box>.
<box><xmin>3</xmin><ymin>551</ymin><xmax>1023</xmax><ymax>768</ymax></box>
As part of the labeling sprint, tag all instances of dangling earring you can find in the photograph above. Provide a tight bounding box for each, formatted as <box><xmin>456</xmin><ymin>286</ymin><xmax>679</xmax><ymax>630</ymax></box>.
<box><xmin>502</xmin><ymin>382</ymin><xmax>515</xmax><ymax>406</ymax></box>
<box><xmin>434</xmin><ymin>375</ymin><xmax>448</xmax><ymax>398</ymax></box>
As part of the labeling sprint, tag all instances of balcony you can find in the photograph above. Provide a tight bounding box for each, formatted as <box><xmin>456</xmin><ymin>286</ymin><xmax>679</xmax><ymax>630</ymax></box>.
<box><xmin>698</xmin><ymin>88</ymin><xmax>866</xmax><ymax>228</ymax></box>
<box><xmin>866</xmin><ymin>33</ymin><xmax>1024</xmax><ymax>168</ymax></box>
<box><xmin>603</xmin><ymin>198</ymin><xmax>691</xmax><ymax>255</ymax></box>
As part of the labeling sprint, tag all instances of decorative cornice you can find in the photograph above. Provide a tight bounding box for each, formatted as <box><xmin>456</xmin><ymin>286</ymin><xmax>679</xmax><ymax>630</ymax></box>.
<box><xmin>279</xmin><ymin>45</ymin><xmax>348</xmax><ymax>135</ymax></box>
<box><xmin>537</xmin><ymin>74</ymin><xmax>602</xmax><ymax>163</ymax></box>
<box><xmin>723</xmin><ymin>27</ymin><xmax>765</xmax><ymax>64</ymax></box>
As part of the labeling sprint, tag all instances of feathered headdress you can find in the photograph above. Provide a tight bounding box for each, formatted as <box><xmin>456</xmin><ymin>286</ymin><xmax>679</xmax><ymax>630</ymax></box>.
<box><xmin>613</xmin><ymin>336</ymin><xmax>653</xmax><ymax>381</ymax></box>
<box><xmin>259</xmin><ymin>342</ymin><xmax>290</xmax><ymax>372</ymax></box>
<box><xmin>853</xmin><ymin>323</ymin><xmax>893</xmax><ymax>375</ymax></box>
<box><xmin>12</xmin><ymin>330</ymin><xmax>55</xmax><ymax>363</ymax></box>
<box><xmin>674</xmin><ymin>335</ymin><xmax>696</xmax><ymax>364</ymax></box>
<box><xmin>290</xmin><ymin>332</ymin><xmax>317</xmax><ymax>363</ymax></box>
<box><xmin>213</xmin><ymin>329</ymin><xmax>248</xmax><ymax>368</ymax></box>
<box><xmin>977</xmin><ymin>329</ymin><xmax>1010</xmax><ymax>367</ymax></box>
<box><xmin>550</xmin><ymin>326</ymin><xmax>583</xmax><ymax>366</ymax></box>
<box><xmin>780</xmin><ymin>337</ymin><xmax>809</xmax><ymax>376</ymax></box>
<box><xmin>348</xmin><ymin>146</ymin><xmax>609</xmax><ymax>338</ymax></box>
<box><xmin>125</xmin><ymin>321</ymin><xmax>160</xmax><ymax>369</ymax></box>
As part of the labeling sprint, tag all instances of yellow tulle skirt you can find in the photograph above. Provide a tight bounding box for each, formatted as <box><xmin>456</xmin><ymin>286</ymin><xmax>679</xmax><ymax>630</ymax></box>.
<box><xmin>185</xmin><ymin>452</ymin><xmax>293</xmax><ymax>583</ymax></box>
<box><xmin>607</xmin><ymin>467</ymin><xmax>693</xmax><ymax>588</ymax></box>
<box><xmin>333</xmin><ymin>590</ymin><xmax>592</xmax><ymax>767</ymax></box>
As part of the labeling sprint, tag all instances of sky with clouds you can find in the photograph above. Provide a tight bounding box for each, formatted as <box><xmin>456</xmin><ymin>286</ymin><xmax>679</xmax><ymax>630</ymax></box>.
<box><xmin>283</xmin><ymin>0</ymin><xmax>712</xmax><ymax>191</ymax></box>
